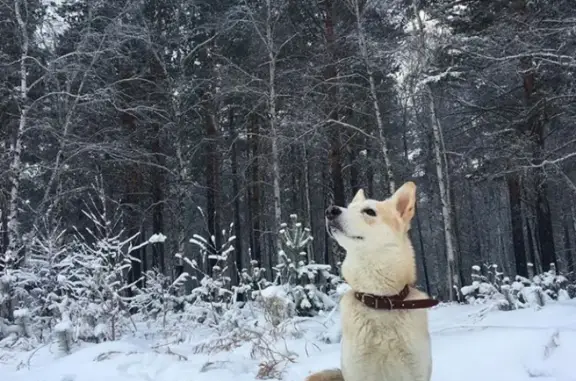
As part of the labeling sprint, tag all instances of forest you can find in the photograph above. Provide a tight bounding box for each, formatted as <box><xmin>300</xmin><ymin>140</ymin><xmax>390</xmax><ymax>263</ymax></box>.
<box><xmin>2</xmin><ymin>0</ymin><xmax>576</xmax><ymax>330</ymax></box>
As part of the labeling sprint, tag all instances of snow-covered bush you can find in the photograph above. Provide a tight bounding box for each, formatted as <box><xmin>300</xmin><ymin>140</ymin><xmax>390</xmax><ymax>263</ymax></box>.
<box><xmin>11</xmin><ymin>186</ymin><xmax>146</xmax><ymax>346</ymax></box>
<box><xmin>157</xmin><ymin>222</ymin><xmax>240</xmax><ymax>328</ymax></box>
<box><xmin>0</xmin><ymin>220</ymin><xmax>76</xmax><ymax>346</ymax></box>
<box><xmin>130</xmin><ymin>269</ymin><xmax>189</xmax><ymax>327</ymax></box>
<box><xmin>259</xmin><ymin>285</ymin><xmax>296</xmax><ymax>327</ymax></box>
<box><xmin>186</xmin><ymin>223</ymin><xmax>235</xmax><ymax>306</ymax></box>
<box><xmin>69</xmin><ymin>194</ymin><xmax>148</xmax><ymax>341</ymax></box>
<box><xmin>0</xmin><ymin>222</ymin><xmax>68</xmax><ymax>347</ymax></box>
<box><xmin>273</xmin><ymin>214</ymin><xmax>315</xmax><ymax>285</ymax></box>
<box><xmin>264</xmin><ymin>214</ymin><xmax>341</xmax><ymax>317</ymax></box>
<box><xmin>461</xmin><ymin>263</ymin><xmax>574</xmax><ymax>311</ymax></box>
<box><xmin>531</xmin><ymin>263</ymin><xmax>569</xmax><ymax>300</ymax></box>
<box><xmin>460</xmin><ymin>265</ymin><xmax>504</xmax><ymax>304</ymax></box>
<box><xmin>236</xmin><ymin>256</ymin><xmax>272</xmax><ymax>302</ymax></box>
<box><xmin>27</xmin><ymin>222</ymin><xmax>80</xmax><ymax>340</ymax></box>
<box><xmin>0</xmin><ymin>259</ymin><xmax>39</xmax><ymax>345</ymax></box>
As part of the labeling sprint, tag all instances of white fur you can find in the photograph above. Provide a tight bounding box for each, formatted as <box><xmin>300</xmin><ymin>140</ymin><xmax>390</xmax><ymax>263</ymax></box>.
<box><xmin>307</xmin><ymin>183</ymin><xmax>433</xmax><ymax>381</ymax></box>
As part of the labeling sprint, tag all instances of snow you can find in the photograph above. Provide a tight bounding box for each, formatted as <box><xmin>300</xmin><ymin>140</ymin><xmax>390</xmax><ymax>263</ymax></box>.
<box><xmin>13</xmin><ymin>309</ymin><xmax>30</xmax><ymax>319</ymax></box>
<box><xmin>2</xmin><ymin>300</ymin><xmax>576</xmax><ymax>381</ymax></box>
<box><xmin>260</xmin><ymin>285</ymin><xmax>288</xmax><ymax>300</ymax></box>
<box><xmin>335</xmin><ymin>282</ymin><xmax>351</xmax><ymax>296</ymax></box>
<box><xmin>148</xmin><ymin>233</ymin><xmax>167</xmax><ymax>244</ymax></box>
<box><xmin>54</xmin><ymin>319</ymin><xmax>72</xmax><ymax>333</ymax></box>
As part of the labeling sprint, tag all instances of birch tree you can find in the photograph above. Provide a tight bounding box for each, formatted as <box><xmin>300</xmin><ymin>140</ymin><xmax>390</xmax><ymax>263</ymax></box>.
<box><xmin>345</xmin><ymin>0</ymin><xmax>395</xmax><ymax>194</ymax></box>
<box><xmin>264</xmin><ymin>0</ymin><xmax>282</xmax><ymax>253</ymax></box>
<box><xmin>406</xmin><ymin>1</ymin><xmax>461</xmax><ymax>300</ymax></box>
<box><xmin>229</xmin><ymin>0</ymin><xmax>295</xmax><ymax>254</ymax></box>
<box><xmin>4</xmin><ymin>0</ymin><xmax>38</xmax><ymax>264</ymax></box>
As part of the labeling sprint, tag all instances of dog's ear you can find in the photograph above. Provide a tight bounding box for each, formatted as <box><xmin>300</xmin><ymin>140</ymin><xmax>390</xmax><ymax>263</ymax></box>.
<box><xmin>391</xmin><ymin>182</ymin><xmax>416</xmax><ymax>224</ymax></box>
<box><xmin>351</xmin><ymin>189</ymin><xmax>366</xmax><ymax>204</ymax></box>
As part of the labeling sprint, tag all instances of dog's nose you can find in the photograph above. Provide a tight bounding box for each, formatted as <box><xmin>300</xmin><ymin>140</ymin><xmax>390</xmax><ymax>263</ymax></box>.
<box><xmin>325</xmin><ymin>205</ymin><xmax>342</xmax><ymax>220</ymax></box>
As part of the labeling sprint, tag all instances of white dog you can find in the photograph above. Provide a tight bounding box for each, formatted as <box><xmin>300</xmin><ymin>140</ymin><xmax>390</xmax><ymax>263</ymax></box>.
<box><xmin>306</xmin><ymin>182</ymin><xmax>438</xmax><ymax>381</ymax></box>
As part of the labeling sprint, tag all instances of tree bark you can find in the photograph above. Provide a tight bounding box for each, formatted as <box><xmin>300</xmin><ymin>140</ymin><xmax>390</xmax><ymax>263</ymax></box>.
<box><xmin>302</xmin><ymin>143</ymin><xmax>313</xmax><ymax>263</ymax></box>
<box><xmin>526</xmin><ymin>216</ymin><xmax>540</xmax><ymax>273</ymax></box>
<box><xmin>401</xmin><ymin>112</ymin><xmax>430</xmax><ymax>292</ymax></box>
<box><xmin>348</xmin><ymin>145</ymin><xmax>360</xmax><ymax>195</ymax></box>
<box><xmin>536</xmin><ymin>187</ymin><xmax>556</xmax><ymax>271</ymax></box>
<box><xmin>151</xmin><ymin>129</ymin><xmax>165</xmax><ymax>274</ymax></box>
<box><xmin>507</xmin><ymin>174</ymin><xmax>528</xmax><ymax>277</ymax></box>
<box><xmin>248</xmin><ymin>115</ymin><xmax>262</xmax><ymax>266</ymax></box>
<box><xmin>6</xmin><ymin>0</ymin><xmax>30</xmax><ymax>263</ymax></box>
<box><xmin>413</xmin><ymin>1</ymin><xmax>460</xmax><ymax>301</ymax></box>
<box><xmin>428</xmin><ymin>92</ymin><xmax>459</xmax><ymax>300</ymax></box>
<box><xmin>0</xmin><ymin>194</ymin><xmax>7</xmax><ymax>262</ymax></box>
<box><xmin>467</xmin><ymin>181</ymin><xmax>483</xmax><ymax>266</ymax></box>
<box><xmin>366</xmin><ymin>145</ymin><xmax>374</xmax><ymax>197</ymax></box>
<box><xmin>324</xmin><ymin>0</ymin><xmax>345</xmax><ymax>207</ymax></box>
<box><xmin>118</xmin><ymin>108</ymin><xmax>146</xmax><ymax>286</ymax></box>
<box><xmin>519</xmin><ymin>53</ymin><xmax>557</xmax><ymax>271</ymax></box>
<box><xmin>204</xmin><ymin>109</ymin><xmax>222</xmax><ymax>274</ymax></box>
<box><xmin>229</xmin><ymin>109</ymin><xmax>243</xmax><ymax>283</ymax></box>
<box><xmin>174</xmin><ymin>131</ymin><xmax>187</xmax><ymax>281</ymax></box>
<box><xmin>563</xmin><ymin>224</ymin><xmax>574</xmax><ymax>274</ymax></box>
<box><xmin>265</xmin><ymin>0</ymin><xmax>283</xmax><ymax>254</ymax></box>
<box><xmin>351</xmin><ymin>0</ymin><xmax>395</xmax><ymax>194</ymax></box>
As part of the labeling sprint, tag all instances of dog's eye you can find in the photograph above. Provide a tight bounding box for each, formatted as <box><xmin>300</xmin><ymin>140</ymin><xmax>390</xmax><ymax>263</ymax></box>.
<box><xmin>362</xmin><ymin>208</ymin><xmax>377</xmax><ymax>217</ymax></box>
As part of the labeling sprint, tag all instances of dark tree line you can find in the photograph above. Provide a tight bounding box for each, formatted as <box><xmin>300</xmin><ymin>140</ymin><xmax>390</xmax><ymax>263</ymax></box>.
<box><xmin>2</xmin><ymin>0</ymin><xmax>576</xmax><ymax>300</ymax></box>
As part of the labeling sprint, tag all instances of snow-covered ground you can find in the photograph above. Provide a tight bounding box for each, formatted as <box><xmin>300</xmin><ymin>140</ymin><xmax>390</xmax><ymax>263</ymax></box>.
<box><xmin>1</xmin><ymin>300</ymin><xmax>576</xmax><ymax>381</ymax></box>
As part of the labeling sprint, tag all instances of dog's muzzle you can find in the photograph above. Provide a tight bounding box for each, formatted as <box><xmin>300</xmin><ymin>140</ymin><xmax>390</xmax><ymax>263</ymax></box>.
<box><xmin>325</xmin><ymin>205</ymin><xmax>342</xmax><ymax>220</ymax></box>
<box><xmin>325</xmin><ymin>205</ymin><xmax>343</xmax><ymax>235</ymax></box>
<box><xmin>325</xmin><ymin>205</ymin><xmax>363</xmax><ymax>240</ymax></box>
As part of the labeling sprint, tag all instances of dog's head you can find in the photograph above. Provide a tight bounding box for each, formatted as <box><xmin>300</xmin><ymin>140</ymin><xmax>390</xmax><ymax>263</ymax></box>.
<box><xmin>325</xmin><ymin>182</ymin><xmax>417</xmax><ymax>253</ymax></box>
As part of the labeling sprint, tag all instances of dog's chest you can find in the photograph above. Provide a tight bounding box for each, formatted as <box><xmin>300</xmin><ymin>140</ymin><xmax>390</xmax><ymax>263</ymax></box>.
<box><xmin>339</xmin><ymin>292</ymin><xmax>432</xmax><ymax>381</ymax></box>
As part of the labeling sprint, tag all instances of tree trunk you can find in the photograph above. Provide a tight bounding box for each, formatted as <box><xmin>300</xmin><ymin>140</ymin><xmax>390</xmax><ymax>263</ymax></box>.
<box><xmin>507</xmin><ymin>174</ymin><xmax>528</xmax><ymax>277</ymax></box>
<box><xmin>229</xmin><ymin>109</ymin><xmax>243</xmax><ymax>283</ymax></box>
<box><xmin>291</xmin><ymin>147</ymin><xmax>299</xmax><ymax>211</ymax></box>
<box><xmin>123</xmin><ymin>164</ymin><xmax>144</xmax><ymax>288</ymax></box>
<box><xmin>401</xmin><ymin>113</ymin><xmax>430</xmax><ymax>293</ymax></box>
<box><xmin>563</xmin><ymin>224</ymin><xmax>574</xmax><ymax>274</ymax></box>
<box><xmin>571</xmin><ymin>202</ymin><xmax>576</xmax><ymax>272</ymax></box>
<box><xmin>0</xmin><ymin>194</ymin><xmax>7</xmax><ymax>262</ymax></box>
<box><xmin>248</xmin><ymin>115</ymin><xmax>262</xmax><ymax>266</ymax></box>
<box><xmin>412</xmin><ymin>2</ymin><xmax>460</xmax><ymax>301</ymax></box>
<box><xmin>322</xmin><ymin>164</ymin><xmax>332</xmax><ymax>265</ymax></box>
<box><xmin>522</xmin><ymin>62</ymin><xmax>556</xmax><ymax>271</ymax></box>
<box><xmin>526</xmin><ymin>216</ymin><xmax>540</xmax><ymax>273</ymax></box>
<box><xmin>348</xmin><ymin>145</ymin><xmax>360</xmax><ymax>195</ymax></box>
<box><xmin>467</xmin><ymin>181</ymin><xmax>483</xmax><ymax>266</ymax></box>
<box><xmin>450</xmin><ymin>181</ymin><xmax>466</xmax><ymax>287</ymax></box>
<box><xmin>366</xmin><ymin>146</ymin><xmax>374</xmax><ymax>197</ymax></box>
<box><xmin>174</xmin><ymin>136</ymin><xmax>187</xmax><ymax>281</ymax></box>
<box><xmin>129</xmin><ymin>227</ymin><xmax>144</xmax><ymax>289</ymax></box>
<box><xmin>265</xmin><ymin>0</ymin><xmax>283</xmax><ymax>254</ymax></box>
<box><xmin>324</xmin><ymin>0</ymin><xmax>345</xmax><ymax>207</ymax></box>
<box><xmin>302</xmin><ymin>143</ymin><xmax>313</xmax><ymax>263</ymax></box>
<box><xmin>351</xmin><ymin>0</ymin><xmax>395</xmax><ymax>194</ymax></box>
<box><xmin>532</xmin><ymin>118</ymin><xmax>556</xmax><ymax>271</ymax></box>
<box><xmin>413</xmin><ymin>212</ymin><xmax>430</xmax><ymax>293</ymax></box>
<box><xmin>204</xmin><ymin>110</ymin><xmax>222</xmax><ymax>274</ymax></box>
<box><xmin>6</xmin><ymin>0</ymin><xmax>30</xmax><ymax>264</ymax></box>
<box><xmin>151</xmin><ymin>130</ymin><xmax>165</xmax><ymax>274</ymax></box>
<box><xmin>536</xmin><ymin>188</ymin><xmax>556</xmax><ymax>271</ymax></box>
<box><xmin>428</xmin><ymin>92</ymin><xmax>459</xmax><ymax>301</ymax></box>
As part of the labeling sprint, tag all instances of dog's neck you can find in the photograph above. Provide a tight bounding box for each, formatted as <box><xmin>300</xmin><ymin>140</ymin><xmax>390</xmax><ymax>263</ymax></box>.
<box><xmin>341</xmin><ymin>239</ymin><xmax>417</xmax><ymax>296</ymax></box>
